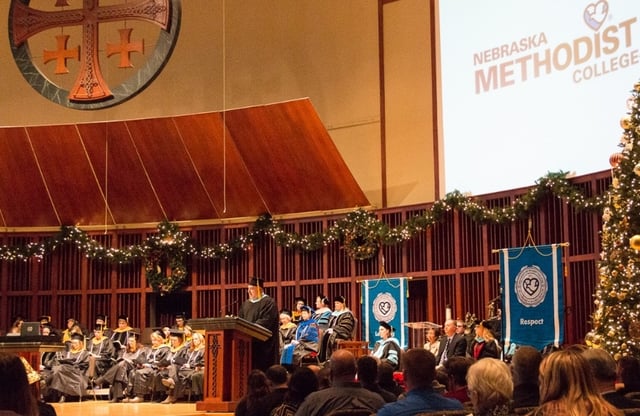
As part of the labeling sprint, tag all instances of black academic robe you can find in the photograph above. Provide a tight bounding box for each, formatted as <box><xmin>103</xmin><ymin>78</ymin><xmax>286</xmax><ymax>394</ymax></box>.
<box><xmin>239</xmin><ymin>294</ymin><xmax>280</xmax><ymax>371</ymax></box>
<box><xmin>48</xmin><ymin>349</ymin><xmax>91</xmax><ymax>397</ymax></box>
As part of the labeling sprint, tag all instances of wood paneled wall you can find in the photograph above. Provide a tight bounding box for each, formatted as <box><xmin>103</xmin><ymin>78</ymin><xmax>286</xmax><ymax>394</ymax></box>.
<box><xmin>0</xmin><ymin>171</ymin><xmax>610</xmax><ymax>347</ymax></box>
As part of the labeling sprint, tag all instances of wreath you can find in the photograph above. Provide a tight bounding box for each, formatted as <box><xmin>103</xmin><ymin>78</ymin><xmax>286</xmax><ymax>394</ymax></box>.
<box><xmin>340</xmin><ymin>210</ymin><xmax>381</xmax><ymax>260</ymax></box>
<box><xmin>144</xmin><ymin>220</ymin><xmax>188</xmax><ymax>294</ymax></box>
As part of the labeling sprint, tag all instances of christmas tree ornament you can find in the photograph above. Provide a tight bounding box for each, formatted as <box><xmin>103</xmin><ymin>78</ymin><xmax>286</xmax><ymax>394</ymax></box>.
<box><xmin>621</xmin><ymin>117</ymin><xmax>632</xmax><ymax>130</ymax></box>
<box><xmin>634</xmin><ymin>81</ymin><xmax>640</xmax><ymax>92</ymax></box>
<box><xmin>610</xmin><ymin>153</ymin><xmax>624</xmax><ymax>168</ymax></box>
<box><xmin>634</xmin><ymin>163</ymin><xmax>640</xmax><ymax>176</ymax></box>
<box><xmin>630</xmin><ymin>235</ymin><xmax>640</xmax><ymax>250</ymax></box>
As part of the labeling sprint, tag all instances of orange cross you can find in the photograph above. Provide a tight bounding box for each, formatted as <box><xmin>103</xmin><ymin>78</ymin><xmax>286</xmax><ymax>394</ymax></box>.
<box><xmin>43</xmin><ymin>35</ymin><xmax>80</xmax><ymax>75</ymax></box>
<box><xmin>107</xmin><ymin>28</ymin><xmax>144</xmax><ymax>68</ymax></box>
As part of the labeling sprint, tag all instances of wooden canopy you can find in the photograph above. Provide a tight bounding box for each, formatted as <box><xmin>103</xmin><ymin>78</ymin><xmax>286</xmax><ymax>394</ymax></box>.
<box><xmin>0</xmin><ymin>98</ymin><xmax>369</xmax><ymax>229</ymax></box>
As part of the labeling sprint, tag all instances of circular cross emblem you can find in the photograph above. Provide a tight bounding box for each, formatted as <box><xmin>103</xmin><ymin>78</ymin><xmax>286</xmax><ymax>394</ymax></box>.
<box><xmin>372</xmin><ymin>292</ymin><xmax>398</xmax><ymax>323</ymax></box>
<box><xmin>514</xmin><ymin>265</ymin><xmax>548</xmax><ymax>307</ymax></box>
<box><xmin>8</xmin><ymin>0</ymin><xmax>181</xmax><ymax>110</ymax></box>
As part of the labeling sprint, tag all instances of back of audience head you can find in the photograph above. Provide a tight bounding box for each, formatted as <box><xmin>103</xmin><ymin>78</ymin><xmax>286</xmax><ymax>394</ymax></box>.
<box><xmin>0</xmin><ymin>353</ymin><xmax>38</xmax><ymax>416</ymax></box>
<box><xmin>581</xmin><ymin>348</ymin><xmax>617</xmax><ymax>385</ymax></box>
<box><xmin>444</xmin><ymin>356</ymin><xmax>473</xmax><ymax>389</ymax></box>
<box><xmin>466</xmin><ymin>358</ymin><xmax>513</xmax><ymax>415</ymax></box>
<box><xmin>618</xmin><ymin>355</ymin><xmax>640</xmax><ymax>392</ymax></box>
<box><xmin>538</xmin><ymin>348</ymin><xmax>622</xmax><ymax>415</ymax></box>
<box><xmin>356</xmin><ymin>355</ymin><xmax>379</xmax><ymax>384</ymax></box>
<box><xmin>402</xmin><ymin>348</ymin><xmax>436</xmax><ymax>390</ymax></box>
<box><xmin>329</xmin><ymin>349</ymin><xmax>357</xmax><ymax>382</ymax></box>
<box><xmin>266</xmin><ymin>364</ymin><xmax>289</xmax><ymax>387</ymax></box>
<box><xmin>511</xmin><ymin>345</ymin><xmax>542</xmax><ymax>386</ymax></box>
<box><xmin>288</xmin><ymin>366</ymin><xmax>319</xmax><ymax>402</ymax></box>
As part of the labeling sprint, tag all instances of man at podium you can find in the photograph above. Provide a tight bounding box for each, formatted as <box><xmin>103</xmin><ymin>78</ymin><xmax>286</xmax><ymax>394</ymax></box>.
<box><xmin>238</xmin><ymin>277</ymin><xmax>279</xmax><ymax>371</ymax></box>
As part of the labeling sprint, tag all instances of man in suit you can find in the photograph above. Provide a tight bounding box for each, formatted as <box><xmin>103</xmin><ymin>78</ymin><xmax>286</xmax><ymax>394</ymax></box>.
<box><xmin>435</xmin><ymin>319</ymin><xmax>467</xmax><ymax>369</ymax></box>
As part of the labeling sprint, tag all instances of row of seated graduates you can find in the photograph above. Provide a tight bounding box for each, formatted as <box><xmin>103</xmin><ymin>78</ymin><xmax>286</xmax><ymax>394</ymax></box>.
<box><xmin>37</xmin><ymin>314</ymin><xmax>206</xmax><ymax>403</ymax></box>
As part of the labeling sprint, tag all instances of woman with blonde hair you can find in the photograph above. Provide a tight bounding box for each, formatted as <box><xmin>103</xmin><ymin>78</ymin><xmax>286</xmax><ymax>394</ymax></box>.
<box><xmin>532</xmin><ymin>348</ymin><xmax>622</xmax><ymax>416</ymax></box>
<box><xmin>467</xmin><ymin>357</ymin><xmax>513</xmax><ymax>416</ymax></box>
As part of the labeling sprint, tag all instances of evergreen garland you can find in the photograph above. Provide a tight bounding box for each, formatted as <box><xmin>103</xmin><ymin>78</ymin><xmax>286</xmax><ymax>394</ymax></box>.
<box><xmin>0</xmin><ymin>170</ymin><xmax>608</xmax><ymax>293</ymax></box>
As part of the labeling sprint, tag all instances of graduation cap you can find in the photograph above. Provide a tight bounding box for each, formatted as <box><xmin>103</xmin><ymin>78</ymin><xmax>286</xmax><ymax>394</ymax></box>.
<box><xmin>301</xmin><ymin>305</ymin><xmax>314</xmax><ymax>314</ymax></box>
<box><xmin>152</xmin><ymin>329</ymin><xmax>166</xmax><ymax>339</ymax></box>
<box><xmin>379</xmin><ymin>321</ymin><xmax>394</xmax><ymax>332</ymax></box>
<box><xmin>93</xmin><ymin>324</ymin><xmax>105</xmax><ymax>332</ymax></box>
<box><xmin>334</xmin><ymin>295</ymin><xmax>346</xmax><ymax>304</ymax></box>
<box><xmin>38</xmin><ymin>315</ymin><xmax>51</xmax><ymax>323</ymax></box>
<box><xmin>117</xmin><ymin>314</ymin><xmax>129</xmax><ymax>323</ymax></box>
<box><xmin>169</xmin><ymin>329</ymin><xmax>185</xmax><ymax>339</ymax></box>
<box><xmin>248</xmin><ymin>276</ymin><xmax>265</xmax><ymax>288</ymax></box>
<box><xmin>175</xmin><ymin>312</ymin><xmax>187</xmax><ymax>320</ymax></box>
<box><xmin>70</xmin><ymin>333</ymin><xmax>85</xmax><ymax>342</ymax></box>
<box><xmin>95</xmin><ymin>314</ymin><xmax>107</xmax><ymax>324</ymax></box>
<box><xmin>127</xmin><ymin>331</ymin><xmax>141</xmax><ymax>340</ymax></box>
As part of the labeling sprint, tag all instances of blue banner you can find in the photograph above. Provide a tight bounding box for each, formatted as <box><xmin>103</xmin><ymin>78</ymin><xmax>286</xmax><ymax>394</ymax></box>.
<box><xmin>361</xmin><ymin>277</ymin><xmax>409</xmax><ymax>349</ymax></box>
<box><xmin>500</xmin><ymin>244</ymin><xmax>564</xmax><ymax>351</ymax></box>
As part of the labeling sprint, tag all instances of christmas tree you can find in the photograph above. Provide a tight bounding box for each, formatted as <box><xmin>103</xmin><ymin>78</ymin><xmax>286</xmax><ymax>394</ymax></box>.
<box><xmin>586</xmin><ymin>79</ymin><xmax>640</xmax><ymax>360</ymax></box>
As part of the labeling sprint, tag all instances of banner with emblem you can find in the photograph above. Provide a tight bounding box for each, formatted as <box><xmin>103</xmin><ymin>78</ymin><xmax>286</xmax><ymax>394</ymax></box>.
<box><xmin>499</xmin><ymin>244</ymin><xmax>564</xmax><ymax>351</ymax></box>
<box><xmin>361</xmin><ymin>277</ymin><xmax>409</xmax><ymax>349</ymax></box>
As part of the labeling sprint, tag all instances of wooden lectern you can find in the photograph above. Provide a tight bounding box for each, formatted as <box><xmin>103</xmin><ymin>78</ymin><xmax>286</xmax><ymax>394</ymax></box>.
<box><xmin>189</xmin><ymin>317</ymin><xmax>271</xmax><ymax>412</ymax></box>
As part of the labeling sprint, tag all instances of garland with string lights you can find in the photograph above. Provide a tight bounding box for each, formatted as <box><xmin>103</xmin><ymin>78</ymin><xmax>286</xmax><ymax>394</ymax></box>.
<box><xmin>0</xmin><ymin>170</ymin><xmax>608</xmax><ymax>293</ymax></box>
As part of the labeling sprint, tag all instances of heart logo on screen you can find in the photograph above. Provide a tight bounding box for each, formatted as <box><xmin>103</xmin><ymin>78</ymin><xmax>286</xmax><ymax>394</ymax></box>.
<box><xmin>583</xmin><ymin>0</ymin><xmax>609</xmax><ymax>31</ymax></box>
<box><xmin>378</xmin><ymin>301</ymin><xmax>391</xmax><ymax>315</ymax></box>
<box><xmin>523</xmin><ymin>278</ymin><xmax>540</xmax><ymax>296</ymax></box>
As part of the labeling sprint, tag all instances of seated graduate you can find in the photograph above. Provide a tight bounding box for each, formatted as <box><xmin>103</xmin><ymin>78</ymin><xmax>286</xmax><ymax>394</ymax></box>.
<box><xmin>280</xmin><ymin>305</ymin><xmax>319</xmax><ymax>367</ymax></box>
<box><xmin>44</xmin><ymin>333</ymin><xmax>91</xmax><ymax>402</ymax></box>
<box><xmin>155</xmin><ymin>329</ymin><xmax>189</xmax><ymax>404</ymax></box>
<box><xmin>87</xmin><ymin>324</ymin><xmax>116</xmax><ymax>380</ymax></box>
<box><xmin>163</xmin><ymin>331</ymin><xmax>206</xmax><ymax>403</ymax></box>
<box><xmin>278</xmin><ymin>309</ymin><xmax>297</xmax><ymax>356</ymax></box>
<box><xmin>109</xmin><ymin>314</ymin><xmax>133</xmax><ymax>353</ymax></box>
<box><xmin>93</xmin><ymin>331</ymin><xmax>147</xmax><ymax>402</ymax></box>
<box><xmin>371</xmin><ymin>321</ymin><xmax>402</xmax><ymax>371</ymax></box>
<box><xmin>125</xmin><ymin>329</ymin><xmax>170</xmax><ymax>403</ymax></box>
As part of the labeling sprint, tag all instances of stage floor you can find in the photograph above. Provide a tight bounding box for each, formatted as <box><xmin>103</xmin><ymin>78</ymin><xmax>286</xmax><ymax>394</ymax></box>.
<box><xmin>50</xmin><ymin>401</ymin><xmax>233</xmax><ymax>416</ymax></box>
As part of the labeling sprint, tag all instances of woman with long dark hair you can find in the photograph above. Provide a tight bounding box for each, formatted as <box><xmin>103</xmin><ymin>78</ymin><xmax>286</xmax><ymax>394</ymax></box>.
<box><xmin>0</xmin><ymin>353</ymin><xmax>39</xmax><ymax>416</ymax></box>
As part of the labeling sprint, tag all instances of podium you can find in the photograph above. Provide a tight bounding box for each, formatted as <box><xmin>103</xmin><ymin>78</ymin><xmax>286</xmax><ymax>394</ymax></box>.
<box><xmin>189</xmin><ymin>317</ymin><xmax>271</xmax><ymax>412</ymax></box>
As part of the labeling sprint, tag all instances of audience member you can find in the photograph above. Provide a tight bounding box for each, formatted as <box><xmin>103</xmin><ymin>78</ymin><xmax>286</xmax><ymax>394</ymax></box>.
<box><xmin>582</xmin><ymin>348</ymin><xmax>639</xmax><ymax>410</ymax></box>
<box><xmin>357</xmin><ymin>355</ymin><xmax>397</xmax><ymax>403</ymax></box>
<box><xmin>435</xmin><ymin>319</ymin><xmax>467</xmax><ymax>369</ymax></box>
<box><xmin>315</xmin><ymin>365</ymin><xmax>332</xmax><ymax>390</ymax></box>
<box><xmin>617</xmin><ymin>355</ymin><xmax>640</xmax><ymax>399</ymax></box>
<box><xmin>0</xmin><ymin>353</ymin><xmax>39</xmax><ymax>416</ymax></box>
<box><xmin>271</xmin><ymin>366</ymin><xmax>318</xmax><ymax>416</ymax></box>
<box><xmin>235</xmin><ymin>369</ymin><xmax>270</xmax><ymax>416</ymax></box>
<box><xmin>377</xmin><ymin>348</ymin><xmax>463</xmax><ymax>416</ymax></box>
<box><xmin>377</xmin><ymin>361</ymin><xmax>404</xmax><ymax>398</ymax></box>
<box><xmin>531</xmin><ymin>348</ymin><xmax>622</xmax><ymax>416</ymax></box>
<box><xmin>294</xmin><ymin>349</ymin><xmax>385</xmax><ymax>416</ymax></box>
<box><xmin>511</xmin><ymin>345</ymin><xmax>542</xmax><ymax>408</ymax></box>
<box><xmin>318</xmin><ymin>296</ymin><xmax>355</xmax><ymax>362</ymax></box>
<box><xmin>423</xmin><ymin>326</ymin><xmax>441</xmax><ymax>356</ymax></box>
<box><xmin>371</xmin><ymin>321</ymin><xmax>402</xmax><ymax>371</ymax></box>
<box><xmin>443</xmin><ymin>356</ymin><xmax>473</xmax><ymax>405</ymax></box>
<box><xmin>467</xmin><ymin>358</ymin><xmax>512</xmax><ymax>416</ymax></box>
<box><xmin>258</xmin><ymin>365</ymin><xmax>289</xmax><ymax>416</ymax></box>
